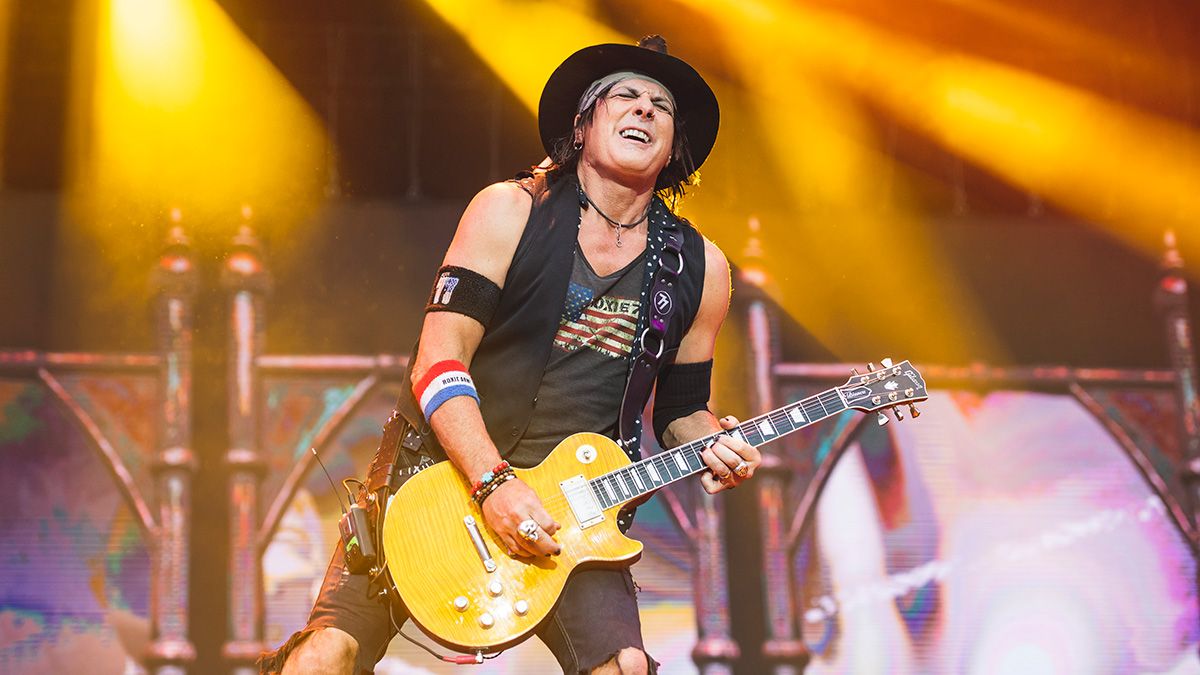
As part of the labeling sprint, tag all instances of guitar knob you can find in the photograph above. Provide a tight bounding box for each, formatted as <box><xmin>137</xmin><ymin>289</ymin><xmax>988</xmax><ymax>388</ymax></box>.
<box><xmin>487</xmin><ymin>580</ymin><xmax>503</xmax><ymax>597</ymax></box>
<box><xmin>908</xmin><ymin>403</ymin><xmax>921</xmax><ymax>418</ymax></box>
<box><xmin>514</xmin><ymin>600</ymin><xmax>530</xmax><ymax>616</ymax></box>
<box><xmin>478</xmin><ymin>612</ymin><xmax>494</xmax><ymax>628</ymax></box>
<box><xmin>881</xmin><ymin>358</ymin><xmax>893</xmax><ymax>368</ymax></box>
<box><xmin>877</xmin><ymin>412</ymin><xmax>889</xmax><ymax>426</ymax></box>
<box><xmin>894</xmin><ymin>407</ymin><xmax>905</xmax><ymax>421</ymax></box>
<box><xmin>453</xmin><ymin>596</ymin><xmax>469</xmax><ymax>612</ymax></box>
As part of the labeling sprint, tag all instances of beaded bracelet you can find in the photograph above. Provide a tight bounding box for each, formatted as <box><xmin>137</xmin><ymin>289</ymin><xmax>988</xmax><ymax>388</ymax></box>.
<box><xmin>474</xmin><ymin>471</ymin><xmax>515</xmax><ymax>506</ymax></box>
<box><xmin>469</xmin><ymin>461</ymin><xmax>510</xmax><ymax>499</ymax></box>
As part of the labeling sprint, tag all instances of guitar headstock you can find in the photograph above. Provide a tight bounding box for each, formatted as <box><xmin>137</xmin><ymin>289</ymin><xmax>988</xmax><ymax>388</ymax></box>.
<box><xmin>837</xmin><ymin>358</ymin><xmax>928</xmax><ymax>424</ymax></box>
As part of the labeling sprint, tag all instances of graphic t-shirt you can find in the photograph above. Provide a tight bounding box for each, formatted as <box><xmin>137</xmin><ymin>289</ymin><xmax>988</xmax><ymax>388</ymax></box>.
<box><xmin>506</xmin><ymin>245</ymin><xmax>645</xmax><ymax>467</ymax></box>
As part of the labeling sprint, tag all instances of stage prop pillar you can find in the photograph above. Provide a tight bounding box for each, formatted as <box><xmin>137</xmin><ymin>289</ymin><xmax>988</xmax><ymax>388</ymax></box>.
<box><xmin>222</xmin><ymin>225</ymin><xmax>272</xmax><ymax>673</ymax></box>
<box><xmin>1155</xmin><ymin>230</ymin><xmax>1200</xmax><ymax>657</ymax></box>
<box><xmin>746</xmin><ymin>286</ymin><xmax>809</xmax><ymax>675</ymax></box>
<box><xmin>146</xmin><ymin>226</ymin><xmax>199</xmax><ymax>674</ymax></box>
<box><xmin>691</xmin><ymin>486</ymin><xmax>739</xmax><ymax>675</ymax></box>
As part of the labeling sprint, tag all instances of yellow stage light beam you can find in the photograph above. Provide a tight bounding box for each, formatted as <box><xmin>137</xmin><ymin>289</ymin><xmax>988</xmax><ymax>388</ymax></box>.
<box><xmin>688</xmin><ymin>0</ymin><xmax>1200</xmax><ymax>275</ymax></box>
<box><xmin>605</xmin><ymin>0</ymin><xmax>1003</xmax><ymax>363</ymax></box>
<box><xmin>68</xmin><ymin>0</ymin><xmax>327</xmax><ymax>238</ymax></box>
<box><xmin>930</xmin><ymin>0</ymin><xmax>1176</xmax><ymax>93</ymax></box>
<box><xmin>418</xmin><ymin>0</ymin><xmax>628</xmax><ymax>112</ymax></box>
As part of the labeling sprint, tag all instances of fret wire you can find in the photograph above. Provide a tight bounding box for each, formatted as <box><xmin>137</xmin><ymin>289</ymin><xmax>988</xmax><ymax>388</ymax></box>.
<box><xmin>590</xmin><ymin>481</ymin><xmax>608</xmax><ymax>508</ymax></box>
<box><xmin>637</xmin><ymin>462</ymin><xmax>653</xmax><ymax>489</ymax></box>
<box><xmin>768</xmin><ymin>409</ymin><xmax>790</xmax><ymax>429</ymax></box>
<box><xmin>624</xmin><ymin>466</ymin><xmax>640</xmax><ymax>493</ymax></box>
<box><xmin>616</xmin><ymin>472</ymin><xmax>631</xmax><ymax>497</ymax></box>
<box><xmin>820</xmin><ymin>390</ymin><xmax>844</xmax><ymax>410</ymax></box>
<box><xmin>609</xmin><ymin>472</ymin><xmax>624</xmax><ymax>499</ymax></box>
<box><xmin>620</xmin><ymin>469</ymin><xmax>637</xmax><ymax>496</ymax></box>
<box><xmin>814</xmin><ymin>394</ymin><xmax>832</xmax><ymax>415</ymax></box>
<box><xmin>802</xmin><ymin>398</ymin><xmax>823</xmax><ymax>420</ymax></box>
<box><xmin>661</xmin><ymin>454</ymin><xmax>680</xmax><ymax>480</ymax></box>
<box><xmin>633</xmin><ymin>464</ymin><xmax>648</xmax><ymax>487</ymax></box>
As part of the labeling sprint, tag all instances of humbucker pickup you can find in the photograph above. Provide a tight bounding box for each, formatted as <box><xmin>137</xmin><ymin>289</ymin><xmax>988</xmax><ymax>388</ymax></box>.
<box><xmin>560</xmin><ymin>475</ymin><xmax>604</xmax><ymax>528</ymax></box>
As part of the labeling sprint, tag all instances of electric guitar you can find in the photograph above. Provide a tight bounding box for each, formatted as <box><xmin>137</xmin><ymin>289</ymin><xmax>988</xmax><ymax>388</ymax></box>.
<box><xmin>381</xmin><ymin>360</ymin><xmax>927</xmax><ymax>654</ymax></box>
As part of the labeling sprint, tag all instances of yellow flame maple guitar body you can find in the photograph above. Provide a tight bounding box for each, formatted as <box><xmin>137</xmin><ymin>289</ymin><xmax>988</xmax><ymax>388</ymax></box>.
<box><xmin>381</xmin><ymin>432</ymin><xmax>642</xmax><ymax>653</ymax></box>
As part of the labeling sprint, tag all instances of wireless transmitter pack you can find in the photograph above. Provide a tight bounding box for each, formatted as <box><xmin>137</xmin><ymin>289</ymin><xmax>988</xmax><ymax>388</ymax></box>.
<box><xmin>338</xmin><ymin>503</ymin><xmax>377</xmax><ymax>575</ymax></box>
<box><xmin>312</xmin><ymin>448</ymin><xmax>377</xmax><ymax>575</ymax></box>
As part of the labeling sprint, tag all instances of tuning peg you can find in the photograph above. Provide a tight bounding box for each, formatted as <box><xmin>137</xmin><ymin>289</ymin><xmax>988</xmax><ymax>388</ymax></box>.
<box><xmin>893</xmin><ymin>406</ymin><xmax>905</xmax><ymax>421</ymax></box>
<box><xmin>908</xmin><ymin>403</ymin><xmax>921</xmax><ymax>418</ymax></box>
<box><xmin>850</xmin><ymin>368</ymin><xmax>860</xmax><ymax>376</ymax></box>
<box><xmin>877</xmin><ymin>412</ymin><xmax>889</xmax><ymax>426</ymax></box>
<box><xmin>867</xmin><ymin>362</ymin><xmax>877</xmax><ymax>372</ymax></box>
<box><xmin>881</xmin><ymin>358</ymin><xmax>893</xmax><ymax>368</ymax></box>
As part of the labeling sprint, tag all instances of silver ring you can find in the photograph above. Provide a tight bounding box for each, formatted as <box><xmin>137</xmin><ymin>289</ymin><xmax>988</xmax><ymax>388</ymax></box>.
<box><xmin>518</xmin><ymin>519</ymin><xmax>540</xmax><ymax>542</ymax></box>
<box><xmin>734</xmin><ymin>460</ymin><xmax>750</xmax><ymax>478</ymax></box>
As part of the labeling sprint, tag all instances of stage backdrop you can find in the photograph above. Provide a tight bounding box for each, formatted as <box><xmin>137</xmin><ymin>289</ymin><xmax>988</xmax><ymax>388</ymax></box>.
<box><xmin>1</xmin><ymin>379</ymin><xmax>1197</xmax><ymax>673</ymax></box>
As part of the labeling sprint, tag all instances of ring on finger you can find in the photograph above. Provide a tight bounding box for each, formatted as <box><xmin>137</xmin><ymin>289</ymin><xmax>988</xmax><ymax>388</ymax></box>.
<box><xmin>734</xmin><ymin>460</ymin><xmax>750</xmax><ymax>478</ymax></box>
<box><xmin>518</xmin><ymin>518</ymin><xmax>540</xmax><ymax>542</ymax></box>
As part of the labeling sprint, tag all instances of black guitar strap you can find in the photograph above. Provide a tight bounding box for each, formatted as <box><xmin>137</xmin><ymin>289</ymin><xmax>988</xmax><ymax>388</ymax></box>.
<box><xmin>616</xmin><ymin>215</ymin><xmax>684</xmax><ymax>454</ymax></box>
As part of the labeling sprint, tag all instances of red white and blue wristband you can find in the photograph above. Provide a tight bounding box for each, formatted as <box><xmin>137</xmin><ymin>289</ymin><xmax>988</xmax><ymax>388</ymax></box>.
<box><xmin>414</xmin><ymin>359</ymin><xmax>480</xmax><ymax>423</ymax></box>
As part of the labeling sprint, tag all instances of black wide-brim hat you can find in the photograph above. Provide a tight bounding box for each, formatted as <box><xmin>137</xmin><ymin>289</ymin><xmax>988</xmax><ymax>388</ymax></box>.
<box><xmin>538</xmin><ymin>36</ymin><xmax>720</xmax><ymax>177</ymax></box>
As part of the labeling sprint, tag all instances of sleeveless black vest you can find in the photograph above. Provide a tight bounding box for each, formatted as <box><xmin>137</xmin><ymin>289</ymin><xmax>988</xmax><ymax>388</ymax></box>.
<box><xmin>397</xmin><ymin>171</ymin><xmax>707</xmax><ymax>461</ymax></box>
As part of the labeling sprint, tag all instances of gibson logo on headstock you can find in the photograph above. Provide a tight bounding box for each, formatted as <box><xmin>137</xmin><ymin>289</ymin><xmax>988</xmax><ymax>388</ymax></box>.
<box><xmin>841</xmin><ymin>385</ymin><xmax>873</xmax><ymax>402</ymax></box>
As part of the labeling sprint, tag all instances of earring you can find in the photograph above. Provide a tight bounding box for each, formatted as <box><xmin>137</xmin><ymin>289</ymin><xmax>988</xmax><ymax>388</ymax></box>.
<box><xmin>573</xmin><ymin>139</ymin><xmax>583</xmax><ymax>150</ymax></box>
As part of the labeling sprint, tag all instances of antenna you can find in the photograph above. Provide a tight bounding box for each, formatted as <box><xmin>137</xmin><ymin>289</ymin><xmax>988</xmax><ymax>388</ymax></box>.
<box><xmin>311</xmin><ymin>447</ymin><xmax>350</xmax><ymax>515</ymax></box>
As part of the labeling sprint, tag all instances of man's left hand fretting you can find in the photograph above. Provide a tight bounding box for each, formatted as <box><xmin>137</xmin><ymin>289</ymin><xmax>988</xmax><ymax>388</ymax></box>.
<box><xmin>699</xmin><ymin>415</ymin><xmax>760</xmax><ymax>494</ymax></box>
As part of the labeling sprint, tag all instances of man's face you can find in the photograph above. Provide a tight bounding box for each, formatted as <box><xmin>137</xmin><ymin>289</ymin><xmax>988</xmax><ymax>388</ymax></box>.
<box><xmin>578</xmin><ymin>77</ymin><xmax>676</xmax><ymax>183</ymax></box>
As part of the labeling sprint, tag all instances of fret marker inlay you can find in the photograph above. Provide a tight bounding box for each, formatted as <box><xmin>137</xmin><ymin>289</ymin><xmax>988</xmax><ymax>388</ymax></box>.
<box><xmin>758</xmin><ymin>420</ymin><xmax>776</xmax><ymax>436</ymax></box>
<box><xmin>790</xmin><ymin>407</ymin><xmax>805</xmax><ymax>424</ymax></box>
<box><xmin>673</xmin><ymin>452</ymin><xmax>688</xmax><ymax>472</ymax></box>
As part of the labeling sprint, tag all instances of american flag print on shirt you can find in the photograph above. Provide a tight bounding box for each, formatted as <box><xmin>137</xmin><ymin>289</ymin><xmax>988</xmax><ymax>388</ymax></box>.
<box><xmin>555</xmin><ymin>281</ymin><xmax>640</xmax><ymax>359</ymax></box>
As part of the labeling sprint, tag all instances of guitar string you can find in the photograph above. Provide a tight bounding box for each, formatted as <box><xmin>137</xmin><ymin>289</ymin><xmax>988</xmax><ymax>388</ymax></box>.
<box><xmin>519</xmin><ymin>391</ymin><xmax>847</xmax><ymax>515</ymax></box>
<box><xmin>483</xmin><ymin>380</ymin><xmax>904</xmax><ymax>519</ymax></box>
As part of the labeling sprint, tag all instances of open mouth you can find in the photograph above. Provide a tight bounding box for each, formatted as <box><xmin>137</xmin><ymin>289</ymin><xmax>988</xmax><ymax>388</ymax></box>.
<box><xmin>619</xmin><ymin>128</ymin><xmax>651</xmax><ymax>144</ymax></box>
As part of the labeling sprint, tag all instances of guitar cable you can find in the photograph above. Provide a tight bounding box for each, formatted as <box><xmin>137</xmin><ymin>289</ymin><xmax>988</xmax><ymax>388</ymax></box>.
<box><xmin>386</xmin><ymin>595</ymin><xmax>501</xmax><ymax>664</ymax></box>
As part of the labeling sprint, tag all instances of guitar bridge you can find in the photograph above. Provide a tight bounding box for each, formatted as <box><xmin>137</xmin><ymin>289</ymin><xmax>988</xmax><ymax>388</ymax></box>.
<box><xmin>561</xmin><ymin>475</ymin><xmax>604</xmax><ymax>529</ymax></box>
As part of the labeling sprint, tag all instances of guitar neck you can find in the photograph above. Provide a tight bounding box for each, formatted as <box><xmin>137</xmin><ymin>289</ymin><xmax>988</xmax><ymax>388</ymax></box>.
<box><xmin>587</xmin><ymin>385</ymin><xmax>849</xmax><ymax>510</ymax></box>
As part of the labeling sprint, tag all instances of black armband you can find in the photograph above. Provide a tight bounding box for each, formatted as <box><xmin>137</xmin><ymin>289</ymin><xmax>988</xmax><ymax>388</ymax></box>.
<box><xmin>652</xmin><ymin>359</ymin><xmax>713</xmax><ymax>447</ymax></box>
<box><xmin>426</xmin><ymin>265</ymin><xmax>502</xmax><ymax>327</ymax></box>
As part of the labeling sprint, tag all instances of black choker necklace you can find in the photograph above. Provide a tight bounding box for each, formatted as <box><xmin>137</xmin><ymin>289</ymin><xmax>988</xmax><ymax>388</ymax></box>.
<box><xmin>576</xmin><ymin>182</ymin><xmax>651</xmax><ymax>248</ymax></box>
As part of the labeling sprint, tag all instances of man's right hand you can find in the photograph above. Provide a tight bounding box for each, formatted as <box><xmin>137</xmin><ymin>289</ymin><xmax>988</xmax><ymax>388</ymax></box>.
<box><xmin>481</xmin><ymin>477</ymin><xmax>562</xmax><ymax>558</ymax></box>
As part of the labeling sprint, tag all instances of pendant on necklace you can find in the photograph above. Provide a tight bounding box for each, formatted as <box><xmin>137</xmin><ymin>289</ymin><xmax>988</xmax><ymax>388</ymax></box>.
<box><xmin>615</xmin><ymin>227</ymin><xmax>623</xmax><ymax>248</ymax></box>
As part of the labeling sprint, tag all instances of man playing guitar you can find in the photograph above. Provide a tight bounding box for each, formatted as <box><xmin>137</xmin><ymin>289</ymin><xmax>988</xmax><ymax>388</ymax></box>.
<box><xmin>261</xmin><ymin>35</ymin><xmax>761</xmax><ymax>675</ymax></box>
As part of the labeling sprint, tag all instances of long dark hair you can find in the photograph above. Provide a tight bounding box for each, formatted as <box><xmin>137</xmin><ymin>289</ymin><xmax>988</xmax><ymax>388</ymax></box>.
<box><xmin>546</xmin><ymin>81</ymin><xmax>698</xmax><ymax>210</ymax></box>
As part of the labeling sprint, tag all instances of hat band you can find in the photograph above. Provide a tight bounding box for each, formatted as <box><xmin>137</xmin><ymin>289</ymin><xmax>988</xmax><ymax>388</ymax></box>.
<box><xmin>577</xmin><ymin>71</ymin><xmax>676</xmax><ymax>115</ymax></box>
